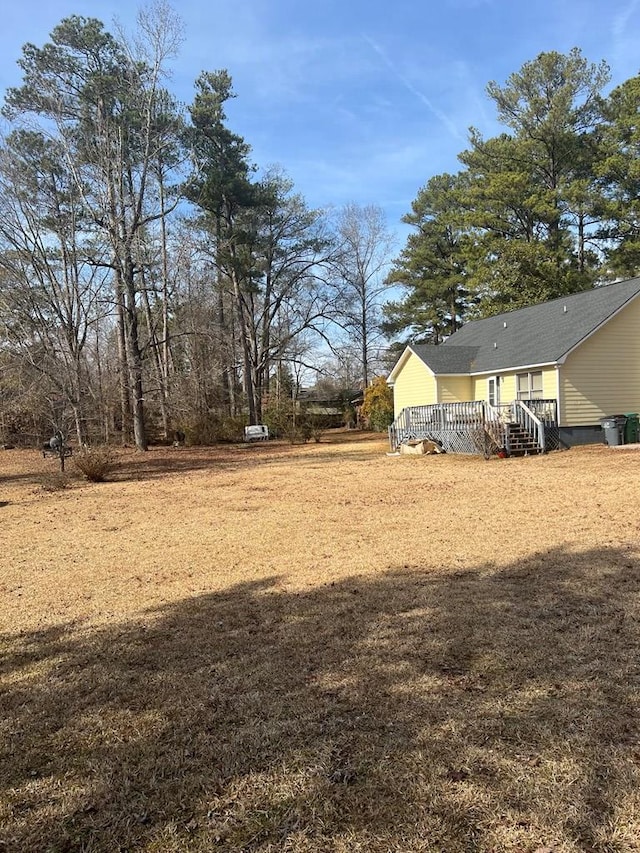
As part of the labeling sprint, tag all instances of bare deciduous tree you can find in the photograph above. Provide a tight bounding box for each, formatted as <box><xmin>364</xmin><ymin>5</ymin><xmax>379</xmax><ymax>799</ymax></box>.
<box><xmin>331</xmin><ymin>203</ymin><xmax>394</xmax><ymax>387</ymax></box>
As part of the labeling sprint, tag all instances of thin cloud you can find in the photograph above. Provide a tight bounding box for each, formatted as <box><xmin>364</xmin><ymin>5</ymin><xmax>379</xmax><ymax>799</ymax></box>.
<box><xmin>362</xmin><ymin>33</ymin><xmax>465</xmax><ymax>142</ymax></box>
<box><xmin>612</xmin><ymin>0</ymin><xmax>640</xmax><ymax>39</ymax></box>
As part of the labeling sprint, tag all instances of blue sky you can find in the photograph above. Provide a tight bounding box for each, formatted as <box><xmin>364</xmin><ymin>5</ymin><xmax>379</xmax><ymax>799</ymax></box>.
<box><xmin>2</xmin><ymin>0</ymin><xmax>640</xmax><ymax>238</ymax></box>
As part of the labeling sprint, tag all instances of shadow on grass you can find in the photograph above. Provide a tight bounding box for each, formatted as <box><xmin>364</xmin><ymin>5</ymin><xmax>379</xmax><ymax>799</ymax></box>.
<box><xmin>0</xmin><ymin>447</ymin><xmax>301</xmax><ymax>488</ymax></box>
<box><xmin>2</xmin><ymin>547</ymin><xmax>640</xmax><ymax>852</ymax></box>
<box><xmin>2</xmin><ymin>434</ymin><xmax>387</xmax><ymax>488</ymax></box>
<box><xmin>111</xmin><ymin>442</ymin><xmax>384</xmax><ymax>482</ymax></box>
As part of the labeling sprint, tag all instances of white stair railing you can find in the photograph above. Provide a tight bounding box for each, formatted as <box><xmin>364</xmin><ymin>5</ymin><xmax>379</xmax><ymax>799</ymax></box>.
<box><xmin>512</xmin><ymin>400</ymin><xmax>546</xmax><ymax>452</ymax></box>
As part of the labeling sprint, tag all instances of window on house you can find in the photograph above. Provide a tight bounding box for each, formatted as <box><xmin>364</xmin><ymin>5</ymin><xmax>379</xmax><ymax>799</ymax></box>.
<box><xmin>531</xmin><ymin>371</ymin><xmax>543</xmax><ymax>399</ymax></box>
<box><xmin>488</xmin><ymin>376</ymin><xmax>500</xmax><ymax>407</ymax></box>
<box><xmin>516</xmin><ymin>371</ymin><xmax>543</xmax><ymax>400</ymax></box>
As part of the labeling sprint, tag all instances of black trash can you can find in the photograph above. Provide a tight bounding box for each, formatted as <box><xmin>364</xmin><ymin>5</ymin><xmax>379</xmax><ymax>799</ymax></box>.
<box><xmin>624</xmin><ymin>413</ymin><xmax>639</xmax><ymax>444</ymax></box>
<box><xmin>601</xmin><ymin>415</ymin><xmax>626</xmax><ymax>446</ymax></box>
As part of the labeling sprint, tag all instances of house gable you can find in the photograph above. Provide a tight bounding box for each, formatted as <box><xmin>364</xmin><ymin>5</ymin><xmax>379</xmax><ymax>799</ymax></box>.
<box><xmin>389</xmin><ymin>347</ymin><xmax>437</xmax><ymax>417</ymax></box>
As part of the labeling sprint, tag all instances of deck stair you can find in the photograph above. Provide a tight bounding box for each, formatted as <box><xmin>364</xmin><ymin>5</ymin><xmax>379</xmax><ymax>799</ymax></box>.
<box><xmin>505</xmin><ymin>422</ymin><xmax>540</xmax><ymax>456</ymax></box>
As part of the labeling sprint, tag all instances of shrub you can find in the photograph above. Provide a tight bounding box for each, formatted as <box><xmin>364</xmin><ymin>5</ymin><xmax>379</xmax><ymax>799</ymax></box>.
<box><xmin>361</xmin><ymin>376</ymin><xmax>394</xmax><ymax>432</ymax></box>
<box><xmin>470</xmin><ymin>427</ymin><xmax>497</xmax><ymax>460</ymax></box>
<box><xmin>308</xmin><ymin>414</ymin><xmax>325</xmax><ymax>443</ymax></box>
<box><xmin>216</xmin><ymin>415</ymin><xmax>248</xmax><ymax>443</ymax></box>
<box><xmin>263</xmin><ymin>399</ymin><xmax>325</xmax><ymax>444</ymax></box>
<box><xmin>73</xmin><ymin>446</ymin><xmax>114</xmax><ymax>482</ymax></box>
<box><xmin>343</xmin><ymin>404</ymin><xmax>357</xmax><ymax>429</ymax></box>
<box><xmin>262</xmin><ymin>398</ymin><xmax>296</xmax><ymax>440</ymax></box>
<box><xmin>185</xmin><ymin>414</ymin><xmax>246</xmax><ymax>444</ymax></box>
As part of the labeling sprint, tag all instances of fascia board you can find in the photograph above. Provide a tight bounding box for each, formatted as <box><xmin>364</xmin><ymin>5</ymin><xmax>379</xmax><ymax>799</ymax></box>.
<box><xmin>468</xmin><ymin>361</ymin><xmax>557</xmax><ymax>376</ymax></box>
<box><xmin>387</xmin><ymin>346</ymin><xmax>412</xmax><ymax>383</ymax></box>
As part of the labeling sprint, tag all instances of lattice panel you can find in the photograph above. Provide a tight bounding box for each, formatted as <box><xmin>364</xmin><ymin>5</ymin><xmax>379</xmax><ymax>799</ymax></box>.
<box><xmin>544</xmin><ymin>426</ymin><xmax>560</xmax><ymax>451</ymax></box>
<box><xmin>423</xmin><ymin>429</ymin><xmax>478</xmax><ymax>454</ymax></box>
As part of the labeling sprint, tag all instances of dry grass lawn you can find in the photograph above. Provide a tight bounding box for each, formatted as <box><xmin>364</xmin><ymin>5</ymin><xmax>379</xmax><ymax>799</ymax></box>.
<box><xmin>1</xmin><ymin>431</ymin><xmax>640</xmax><ymax>852</ymax></box>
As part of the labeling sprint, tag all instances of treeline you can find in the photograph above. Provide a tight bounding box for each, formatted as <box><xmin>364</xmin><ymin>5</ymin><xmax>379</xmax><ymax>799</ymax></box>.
<box><xmin>384</xmin><ymin>49</ymin><xmax>640</xmax><ymax>344</ymax></box>
<box><xmin>0</xmin><ymin>7</ymin><xmax>392</xmax><ymax>448</ymax></box>
<box><xmin>1</xmin><ymin>15</ymin><xmax>639</xmax><ymax>448</ymax></box>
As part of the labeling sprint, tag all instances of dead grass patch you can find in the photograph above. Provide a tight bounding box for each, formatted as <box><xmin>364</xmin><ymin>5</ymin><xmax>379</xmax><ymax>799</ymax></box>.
<box><xmin>2</xmin><ymin>434</ymin><xmax>640</xmax><ymax>851</ymax></box>
<box><xmin>37</xmin><ymin>471</ymin><xmax>72</xmax><ymax>492</ymax></box>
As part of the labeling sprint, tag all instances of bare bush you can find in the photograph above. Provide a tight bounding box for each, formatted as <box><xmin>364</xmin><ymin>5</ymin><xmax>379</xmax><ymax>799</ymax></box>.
<box><xmin>470</xmin><ymin>426</ymin><xmax>498</xmax><ymax>460</ymax></box>
<box><xmin>73</xmin><ymin>447</ymin><xmax>114</xmax><ymax>482</ymax></box>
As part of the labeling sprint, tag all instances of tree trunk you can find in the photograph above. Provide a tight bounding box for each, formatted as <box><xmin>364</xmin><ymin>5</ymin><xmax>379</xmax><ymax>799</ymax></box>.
<box><xmin>361</xmin><ymin>293</ymin><xmax>369</xmax><ymax>388</ymax></box>
<box><xmin>141</xmin><ymin>277</ymin><xmax>169</xmax><ymax>439</ymax></box>
<box><xmin>578</xmin><ymin>212</ymin><xmax>586</xmax><ymax>273</ymax></box>
<box><xmin>217</xmin><ymin>286</ymin><xmax>233</xmax><ymax>416</ymax></box>
<box><xmin>159</xmin><ymin>172</ymin><xmax>172</xmax><ymax>385</ymax></box>
<box><xmin>94</xmin><ymin>324</ymin><xmax>110</xmax><ymax>443</ymax></box>
<box><xmin>71</xmin><ymin>403</ymin><xmax>86</xmax><ymax>447</ymax></box>
<box><xmin>123</xmin><ymin>255</ymin><xmax>148</xmax><ymax>451</ymax></box>
<box><xmin>116</xmin><ymin>275</ymin><xmax>133</xmax><ymax>444</ymax></box>
<box><xmin>229</xmin><ymin>266</ymin><xmax>258</xmax><ymax>424</ymax></box>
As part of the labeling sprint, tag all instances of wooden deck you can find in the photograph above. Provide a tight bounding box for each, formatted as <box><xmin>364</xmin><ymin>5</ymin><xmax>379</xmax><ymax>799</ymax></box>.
<box><xmin>388</xmin><ymin>400</ymin><xmax>559</xmax><ymax>456</ymax></box>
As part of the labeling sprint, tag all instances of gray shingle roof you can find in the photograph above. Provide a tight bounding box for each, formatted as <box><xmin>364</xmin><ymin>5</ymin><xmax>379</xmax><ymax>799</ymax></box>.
<box><xmin>411</xmin><ymin>278</ymin><xmax>640</xmax><ymax>375</ymax></box>
<box><xmin>410</xmin><ymin>344</ymin><xmax>479</xmax><ymax>374</ymax></box>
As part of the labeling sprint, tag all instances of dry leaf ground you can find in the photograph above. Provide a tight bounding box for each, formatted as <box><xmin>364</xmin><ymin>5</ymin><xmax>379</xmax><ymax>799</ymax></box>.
<box><xmin>1</xmin><ymin>431</ymin><xmax>640</xmax><ymax>852</ymax></box>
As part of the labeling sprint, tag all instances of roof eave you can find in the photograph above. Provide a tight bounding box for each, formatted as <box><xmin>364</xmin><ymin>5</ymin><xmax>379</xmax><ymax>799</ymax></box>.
<box><xmin>468</xmin><ymin>360</ymin><xmax>557</xmax><ymax>376</ymax></box>
<box><xmin>387</xmin><ymin>345</ymin><xmax>436</xmax><ymax>383</ymax></box>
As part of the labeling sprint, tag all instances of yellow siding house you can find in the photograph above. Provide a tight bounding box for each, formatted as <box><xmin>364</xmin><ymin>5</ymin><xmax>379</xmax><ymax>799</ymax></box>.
<box><xmin>388</xmin><ymin>277</ymin><xmax>640</xmax><ymax>447</ymax></box>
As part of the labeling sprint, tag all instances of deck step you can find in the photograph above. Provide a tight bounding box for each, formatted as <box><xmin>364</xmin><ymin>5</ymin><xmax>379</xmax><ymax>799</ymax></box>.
<box><xmin>505</xmin><ymin>423</ymin><xmax>541</xmax><ymax>455</ymax></box>
<box><xmin>507</xmin><ymin>437</ymin><xmax>540</xmax><ymax>454</ymax></box>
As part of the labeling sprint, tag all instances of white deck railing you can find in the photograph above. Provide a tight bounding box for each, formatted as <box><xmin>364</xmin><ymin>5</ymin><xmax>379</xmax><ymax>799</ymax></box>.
<box><xmin>388</xmin><ymin>399</ymin><xmax>557</xmax><ymax>454</ymax></box>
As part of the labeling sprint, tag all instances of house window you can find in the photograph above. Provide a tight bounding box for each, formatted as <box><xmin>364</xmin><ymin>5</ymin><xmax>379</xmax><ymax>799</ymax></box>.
<box><xmin>516</xmin><ymin>371</ymin><xmax>543</xmax><ymax>400</ymax></box>
<box><xmin>488</xmin><ymin>376</ymin><xmax>500</xmax><ymax>407</ymax></box>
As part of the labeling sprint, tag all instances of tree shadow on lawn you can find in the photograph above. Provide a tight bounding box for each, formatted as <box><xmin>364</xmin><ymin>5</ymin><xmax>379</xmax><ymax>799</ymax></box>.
<box><xmin>3</xmin><ymin>447</ymin><xmax>267</xmax><ymax>489</ymax></box>
<box><xmin>106</xmin><ymin>443</ymin><xmax>366</xmax><ymax>482</ymax></box>
<box><xmin>0</xmin><ymin>464</ymin><xmax>56</xmax><ymax>486</ymax></box>
<box><xmin>2</xmin><ymin>438</ymin><xmax>386</xmax><ymax>489</ymax></box>
<box><xmin>2</xmin><ymin>547</ymin><xmax>640</xmax><ymax>852</ymax></box>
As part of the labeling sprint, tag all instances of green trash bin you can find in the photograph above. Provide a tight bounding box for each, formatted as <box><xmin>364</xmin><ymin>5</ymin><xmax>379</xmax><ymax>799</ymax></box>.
<box><xmin>624</xmin><ymin>413</ymin><xmax>639</xmax><ymax>444</ymax></box>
